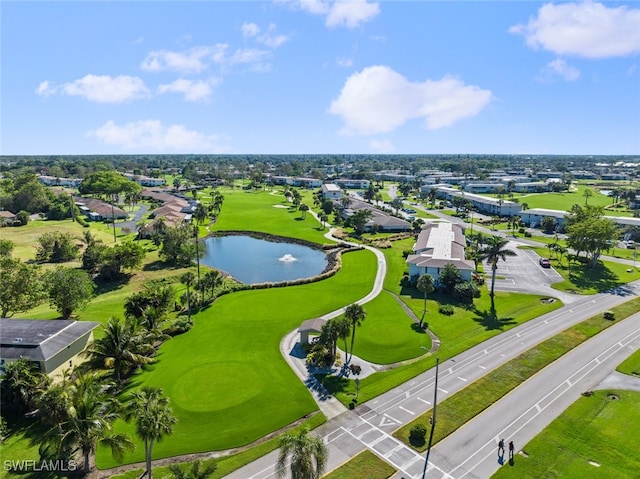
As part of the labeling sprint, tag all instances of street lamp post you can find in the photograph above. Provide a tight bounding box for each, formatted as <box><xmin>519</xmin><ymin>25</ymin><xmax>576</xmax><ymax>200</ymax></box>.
<box><xmin>421</xmin><ymin>357</ymin><xmax>440</xmax><ymax>479</ymax></box>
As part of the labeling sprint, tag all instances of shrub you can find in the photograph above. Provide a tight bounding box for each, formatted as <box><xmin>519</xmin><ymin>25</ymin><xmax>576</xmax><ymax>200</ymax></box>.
<box><xmin>164</xmin><ymin>318</ymin><xmax>192</xmax><ymax>336</ymax></box>
<box><xmin>349</xmin><ymin>364</ymin><xmax>362</xmax><ymax>375</ymax></box>
<box><xmin>603</xmin><ymin>310</ymin><xmax>615</xmax><ymax>321</ymax></box>
<box><xmin>439</xmin><ymin>304</ymin><xmax>455</xmax><ymax>316</ymax></box>
<box><xmin>453</xmin><ymin>281</ymin><xmax>481</xmax><ymax>305</ymax></box>
<box><xmin>409</xmin><ymin>424</ymin><xmax>427</xmax><ymax>446</ymax></box>
<box><xmin>524</xmin><ymin>231</ymin><xmax>532</xmax><ymax>237</ymax></box>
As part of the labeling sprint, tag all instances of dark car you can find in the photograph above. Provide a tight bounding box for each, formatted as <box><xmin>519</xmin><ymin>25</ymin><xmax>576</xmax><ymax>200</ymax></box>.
<box><xmin>539</xmin><ymin>258</ymin><xmax>551</xmax><ymax>268</ymax></box>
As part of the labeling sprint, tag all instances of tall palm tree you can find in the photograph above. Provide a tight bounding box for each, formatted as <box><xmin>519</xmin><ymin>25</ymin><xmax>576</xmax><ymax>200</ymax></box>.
<box><xmin>479</xmin><ymin>236</ymin><xmax>517</xmax><ymax>312</ymax></box>
<box><xmin>181</xmin><ymin>272</ymin><xmax>196</xmax><ymax>323</ymax></box>
<box><xmin>127</xmin><ymin>387</ymin><xmax>178</xmax><ymax>479</ymax></box>
<box><xmin>276</xmin><ymin>427</ymin><xmax>328</xmax><ymax>479</ymax></box>
<box><xmin>169</xmin><ymin>460</ymin><xmax>218</xmax><ymax>479</ymax></box>
<box><xmin>416</xmin><ymin>274</ymin><xmax>434</xmax><ymax>327</ymax></box>
<box><xmin>84</xmin><ymin>317</ymin><xmax>155</xmax><ymax>385</ymax></box>
<box><xmin>44</xmin><ymin>373</ymin><xmax>133</xmax><ymax>474</ymax></box>
<box><xmin>344</xmin><ymin>303</ymin><xmax>366</xmax><ymax>363</ymax></box>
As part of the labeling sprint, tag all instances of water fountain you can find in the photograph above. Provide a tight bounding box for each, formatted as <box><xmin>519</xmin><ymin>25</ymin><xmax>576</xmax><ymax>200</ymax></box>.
<box><xmin>279</xmin><ymin>253</ymin><xmax>297</xmax><ymax>262</ymax></box>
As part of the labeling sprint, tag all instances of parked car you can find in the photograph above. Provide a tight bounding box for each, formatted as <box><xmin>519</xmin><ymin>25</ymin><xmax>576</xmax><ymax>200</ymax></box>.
<box><xmin>539</xmin><ymin>258</ymin><xmax>551</xmax><ymax>268</ymax></box>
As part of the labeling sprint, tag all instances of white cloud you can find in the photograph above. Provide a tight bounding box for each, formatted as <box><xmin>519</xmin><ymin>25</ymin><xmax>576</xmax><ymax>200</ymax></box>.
<box><xmin>326</xmin><ymin>0</ymin><xmax>380</xmax><ymax>28</ymax></box>
<box><xmin>36</xmin><ymin>75</ymin><xmax>150</xmax><ymax>103</ymax></box>
<box><xmin>157</xmin><ymin>78</ymin><xmax>221</xmax><ymax>102</ymax></box>
<box><xmin>328</xmin><ymin>65</ymin><xmax>492</xmax><ymax>135</ymax></box>
<box><xmin>510</xmin><ymin>1</ymin><xmax>640</xmax><ymax>58</ymax></box>
<box><xmin>538</xmin><ymin>58</ymin><xmax>581</xmax><ymax>82</ymax></box>
<box><xmin>141</xmin><ymin>45</ymin><xmax>228</xmax><ymax>73</ymax></box>
<box><xmin>87</xmin><ymin>120</ymin><xmax>227</xmax><ymax>152</ymax></box>
<box><xmin>279</xmin><ymin>0</ymin><xmax>380</xmax><ymax>29</ymax></box>
<box><xmin>242</xmin><ymin>22</ymin><xmax>260</xmax><ymax>38</ymax></box>
<box><xmin>369</xmin><ymin>138</ymin><xmax>395</xmax><ymax>153</ymax></box>
<box><xmin>337</xmin><ymin>57</ymin><xmax>353</xmax><ymax>67</ymax></box>
<box><xmin>35</xmin><ymin>81</ymin><xmax>55</xmax><ymax>96</ymax></box>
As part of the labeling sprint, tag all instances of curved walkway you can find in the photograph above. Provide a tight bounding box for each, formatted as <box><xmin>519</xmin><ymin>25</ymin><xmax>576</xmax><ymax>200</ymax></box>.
<box><xmin>278</xmin><ymin>219</ymin><xmax>441</xmax><ymax>419</ymax></box>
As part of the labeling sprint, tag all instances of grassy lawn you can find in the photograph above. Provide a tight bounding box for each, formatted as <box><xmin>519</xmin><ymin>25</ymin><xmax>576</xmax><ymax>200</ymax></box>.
<box><xmin>492</xmin><ymin>390</ymin><xmax>640</xmax><ymax>479</ymax></box>
<box><xmin>350</xmin><ymin>290</ymin><xmax>431</xmax><ymax>365</ymax></box>
<box><xmin>318</xmin><ymin>237</ymin><xmax>563</xmax><ymax>405</ymax></box>
<box><xmin>323</xmin><ymin>450</ymin><xmax>396</xmax><ymax>479</ymax></box>
<box><xmin>616</xmin><ymin>348</ymin><xmax>640</xmax><ymax>377</ymax></box>
<box><xmin>395</xmin><ymin>296</ymin><xmax>640</xmax><ymax>452</ymax></box>
<box><xmin>107</xmin><ymin>414</ymin><xmax>326</xmax><ymax>479</ymax></box>
<box><xmin>528</xmin><ymin>247</ymin><xmax>640</xmax><ymax>294</ymax></box>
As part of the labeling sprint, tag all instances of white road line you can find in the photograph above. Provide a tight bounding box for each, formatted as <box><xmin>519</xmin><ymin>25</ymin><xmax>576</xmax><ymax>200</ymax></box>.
<box><xmin>399</xmin><ymin>406</ymin><xmax>415</xmax><ymax>415</ymax></box>
<box><xmin>478</xmin><ymin>365</ymin><xmax>486</xmax><ymax>370</ymax></box>
<box><xmin>417</xmin><ymin>397</ymin><xmax>431</xmax><ymax>405</ymax></box>
<box><xmin>457</xmin><ymin>377</ymin><xmax>468</xmax><ymax>382</ymax></box>
<box><xmin>438</xmin><ymin>388</ymin><xmax>449</xmax><ymax>394</ymax></box>
<box><xmin>451</xmin><ymin>326</ymin><xmax>640</xmax><ymax>478</ymax></box>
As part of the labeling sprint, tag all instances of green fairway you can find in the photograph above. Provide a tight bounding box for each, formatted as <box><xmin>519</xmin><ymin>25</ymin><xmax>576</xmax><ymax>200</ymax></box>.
<box><xmin>210</xmin><ymin>188</ymin><xmax>330</xmax><ymax>244</ymax></box>
<box><xmin>492</xmin><ymin>390</ymin><xmax>640</xmax><ymax>479</ymax></box>
<box><xmin>96</xmin><ymin>248</ymin><xmax>378</xmax><ymax>467</ymax></box>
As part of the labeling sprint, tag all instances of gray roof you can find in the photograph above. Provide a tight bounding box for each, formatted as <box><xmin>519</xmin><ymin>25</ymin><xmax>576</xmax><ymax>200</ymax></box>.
<box><xmin>298</xmin><ymin>317</ymin><xmax>327</xmax><ymax>333</ymax></box>
<box><xmin>0</xmin><ymin>318</ymin><xmax>99</xmax><ymax>363</ymax></box>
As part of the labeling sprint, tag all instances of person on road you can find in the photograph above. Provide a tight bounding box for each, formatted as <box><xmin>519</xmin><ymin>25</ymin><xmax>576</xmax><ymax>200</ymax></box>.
<box><xmin>508</xmin><ymin>440</ymin><xmax>515</xmax><ymax>459</ymax></box>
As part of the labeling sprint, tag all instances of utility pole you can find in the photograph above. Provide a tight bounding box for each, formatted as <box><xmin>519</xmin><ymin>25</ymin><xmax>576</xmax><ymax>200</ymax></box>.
<box><xmin>421</xmin><ymin>357</ymin><xmax>439</xmax><ymax>479</ymax></box>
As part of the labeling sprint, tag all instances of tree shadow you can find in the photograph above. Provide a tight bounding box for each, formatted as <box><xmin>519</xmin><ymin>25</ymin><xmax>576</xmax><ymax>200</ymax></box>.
<box><xmin>314</xmin><ymin>372</ymin><xmax>350</xmax><ymax>396</ymax></box>
<box><xmin>568</xmin><ymin>262</ymin><xmax>625</xmax><ymax>292</ymax></box>
<box><xmin>93</xmin><ymin>273</ymin><xmax>133</xmax><ymax>295</ymax></box>
<box><xmin>472</xmin><ymin>307</ymin><xmax>516</xmax><ymax>330</ymax></box>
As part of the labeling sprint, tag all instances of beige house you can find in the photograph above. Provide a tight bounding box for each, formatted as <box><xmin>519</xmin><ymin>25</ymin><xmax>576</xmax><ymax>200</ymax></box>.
<box><xmin>0</xmin><ymin>318</ymin><xmax>99</xmax><ymax>379</ymax></box>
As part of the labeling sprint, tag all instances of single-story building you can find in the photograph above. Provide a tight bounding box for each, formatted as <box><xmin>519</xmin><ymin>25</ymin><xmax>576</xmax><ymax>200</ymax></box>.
<box><xmin>298</xmin><ymin>317</ymin><xmax>327</xmax><ymax>345</ymax></box>
<box><xmin>0</xmin><ymin>210</ymin><xmax>17</xmax><ymax>226</ymax></box>
<box><xmin>0</xmin><ymin>318</ymin><xmax>99</xmax><ymax>379</ymax></box>
<box><xmin>406</xmin><ymin>221</ymin><xmax>475</xmax><ymax>284</ymax></box>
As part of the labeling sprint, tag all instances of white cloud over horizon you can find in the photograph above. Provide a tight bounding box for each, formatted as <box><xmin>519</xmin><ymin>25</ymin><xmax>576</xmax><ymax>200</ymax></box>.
<box><xmin>280</xmin><ymin>0</ymin><xmax>380</xmax><ymax>29</ymax></box>
<box><xmin>369</xmin><ymin>138</ymin><xmax>395</xmax><ymax>153</ymax></box>
<box><xmin>510</xmin><ymin>1</ymin><xmax>640</xmax><ymax>59</ymax></box>
<box><xmin>328</xmin><ymin>66</ymin><xmax>492</xmax><ymax>135</ymax></box>
<box><xmin>35</xmin><ymin>75</ymin><xmax>150</xmax><ymax>103</ymax></box>
<box><xmin>87</xmin><ymin>120</ymin><xmax>228</xmax><ymax>152</ymax></box>
<box><xmin>141</xmin><ymin>45</ymin><xmax>229</xmax><ymax>73</ymax></box>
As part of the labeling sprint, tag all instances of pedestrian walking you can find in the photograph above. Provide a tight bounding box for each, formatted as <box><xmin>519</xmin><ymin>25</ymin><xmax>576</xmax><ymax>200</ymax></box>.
<box><xmin>498</xmin><ymin>438</ymin><xmax>505</xmax><ymax>454</ymax></box>
<box><xmin>508</xmin><ymin>440</ymin><xmax>514</xmax><ymax>459</ymax></box>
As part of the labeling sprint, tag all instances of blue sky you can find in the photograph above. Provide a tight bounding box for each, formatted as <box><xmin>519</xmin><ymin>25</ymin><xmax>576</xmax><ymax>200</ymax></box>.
<box><xmin>2</xmin><ymin>1</ymin><xmax>639</xmax><ymax>156</ymax></box>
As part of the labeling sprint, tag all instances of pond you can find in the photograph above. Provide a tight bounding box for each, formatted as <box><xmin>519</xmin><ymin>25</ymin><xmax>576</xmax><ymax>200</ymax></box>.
<box><xmin>200</xmin><ymin>235</ymin><xmax>328</xmax><ymax>284</ymax></box>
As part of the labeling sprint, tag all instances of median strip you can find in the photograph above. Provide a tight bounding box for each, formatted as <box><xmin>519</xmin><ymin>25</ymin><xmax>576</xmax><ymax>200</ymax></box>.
<box><xmin>394</xmin><ymin>296</ymin><xmax>640</xmax><ymax>450</ymax></box>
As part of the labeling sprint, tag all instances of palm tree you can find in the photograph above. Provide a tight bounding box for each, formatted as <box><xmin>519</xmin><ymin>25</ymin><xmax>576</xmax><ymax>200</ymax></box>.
<box><xmin>181</xmin><ymin>271</ymin><xmax>196</xmax><ymax>323</ymax></box>
<box><xmin>416</xmin><ymin>274</ymin><xmax>434</xmax><ymax>327</ymax></box>
<box><xmin>194</xmin><ymin>203</ymin><xmax>207</xmax><ymax>226</ymax></box>
<box><xmin>276</xmin><ymin>427</ymin><xmax>328</xmax><ymax>479</ymax></box>
<box><xmin>299</xmin><ymin>204</ymin><xmax>310</xmax><ymax>219</ymax></box>
<box><xmin>583</xmin><ymin>187</ymin><xmax>593</xmax><ymax>205</ymax></box>
<box><xmin>344</xmin><ymin>303</ymin><xmax>366</xmax><ymax>363</ymax></box>
<box><xmin>84</xmin><ymin>317</ymin><xmax>155</xmax><ymax>385</ymax></box>
<box><xmin>169</xmin><ymin>460</ymin><xmax>218</xmax><ymax>479</ymax></box>
<box><xmin>44</xmin><ymin>373</ymin><xmax>133</xmax><ymax>474</ymax></box>
<box><xmin>127</xmin><ymin>387</ymin><xmax>178</xmax><ymax>479</ymax></box>
<box><xmin>318</xmin><ymin>212</ymin><xmax>328</xmax><ymax>229</ymax></box>
<box><xmin>479</xmin><ymin>236</ymin><xmax>517</xmax><ymax>313</ymax></box>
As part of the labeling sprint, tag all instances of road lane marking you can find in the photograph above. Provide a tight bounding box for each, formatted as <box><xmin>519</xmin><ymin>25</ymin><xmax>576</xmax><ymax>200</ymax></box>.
<box><xmin>399</xmin><ymin>406</ymin><xmax>415</xmax><ymax>415</ymax></box>
<box><xmin>458</xmin><ymin>376</ymin><xmax>468</xmax><ymax>382</ymax></box>
<box><xmin>417</xmin><ymin>397</ymin><xmax>431</xmax><ymax>405</ymax></box>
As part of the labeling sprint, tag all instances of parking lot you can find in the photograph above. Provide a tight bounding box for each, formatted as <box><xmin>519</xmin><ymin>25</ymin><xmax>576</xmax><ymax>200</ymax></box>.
<box><xmin>487</xmin><ymin>240</ymin><xmax>581</xmax><ymax>304</ymax></box>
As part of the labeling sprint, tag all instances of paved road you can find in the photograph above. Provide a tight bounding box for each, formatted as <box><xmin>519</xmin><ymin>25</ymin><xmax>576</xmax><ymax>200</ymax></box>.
<box><xmin>423</xmin><ymin>312</ymin><xmax>640</xmax><ymax>479</ymax></box>
<box><xmin>224</xmin><ymin>281</ymin><xmax>640</xmax><ymax>479</ymax></box>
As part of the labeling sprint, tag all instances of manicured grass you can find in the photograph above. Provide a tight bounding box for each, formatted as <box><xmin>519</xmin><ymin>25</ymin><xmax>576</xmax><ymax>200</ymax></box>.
<box><xmin>492</xmin><ymin>390</ymin><xmax>640</xmax><ymax>479</ymax></box>
<box><xmin>616</xmin><ymin>348</ymin><xmax>640</xmax><ymax>377</ymax></box>
<box><xmin>529</xmin><ymin>247</ymin><xmax>640</xmax><ymax>294</ymax></box>
<box><xmin>96</xmin><ymin>248</ymin><xmax>378</xmax><ymax>468</ymax></box>
<box><xmin>395</xmin><ymin>296</ymin><xmax>640</xmax><ymax>451</ymax></box>
<box><xmin>108</xmin><ymin>414</ymin><xmax>327</xmax><ymax>479</ymax></box>
<box><xmin>323</xmin><ymin>450</ymin><xmax>396</xmax><ymax>479</ymax></box>
<box><xmin>210</xmin><ymin>188</ymin><xmax>330</xmax><ymax>244</ymax></box>
<box><xmin>350</xmin><ymin>290</ymin><xmax>431</xmax><ymax>364</ymax></box>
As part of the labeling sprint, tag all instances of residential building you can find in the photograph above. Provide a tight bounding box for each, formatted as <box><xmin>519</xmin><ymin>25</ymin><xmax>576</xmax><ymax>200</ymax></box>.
<box><xmin>0</xmin><ymin>318</ymin><xmax>99</xmax><ymax>379</ymax></box>
<box><xmin>406</xmin><ymin>221</ymin><xmax>475</xmax><ymax>284</ymax></box>
<box><xmin>0</xmin><ymin>210</ymin><xmax>17</xmax><ymax>226</ymax></box>
<box><xmin>321</xmin><ymin>183</ymin><xmax>343</xmax><ymax>200</ymax></box>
